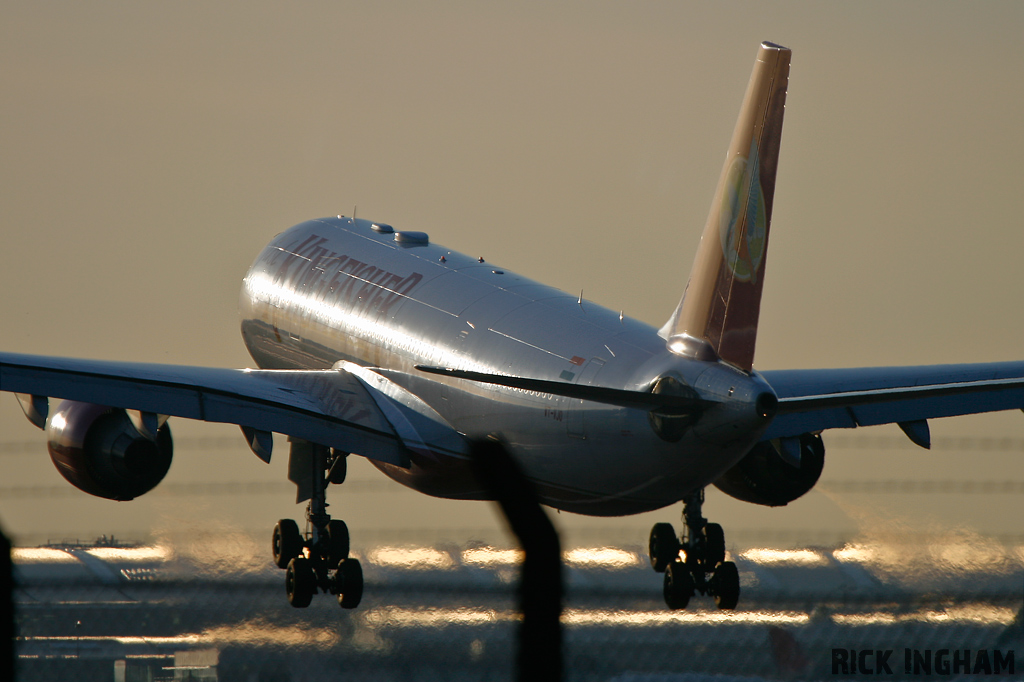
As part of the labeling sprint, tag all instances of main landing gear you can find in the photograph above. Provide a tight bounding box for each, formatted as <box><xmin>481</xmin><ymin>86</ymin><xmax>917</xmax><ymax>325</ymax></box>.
<box><xmin>271</xmin><ymin>443</ymin><xmax>363</xmax><ymax>609</ymax></box>
<box><xmin>648</xmin><ymin>489</ymin><xmax>740</xmax><ymax>610</ymax></box>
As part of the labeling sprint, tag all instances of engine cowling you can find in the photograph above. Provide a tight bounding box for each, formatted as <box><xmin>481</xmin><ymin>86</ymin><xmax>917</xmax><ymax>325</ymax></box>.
<box><xmin>711</xmin><ymin>433</ymin><xmax>824</xmax><ymax>507</ymax></box>
<box><xmin>46</xmin><ymin>400</ymin><xmax>173</xmax><ymax>501</ymax></box>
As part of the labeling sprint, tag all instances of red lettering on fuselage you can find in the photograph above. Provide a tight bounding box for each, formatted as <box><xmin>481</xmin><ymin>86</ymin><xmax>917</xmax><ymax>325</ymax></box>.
<box><xmin>267</xmin><ymin>233</ymin><xmax>424</xmax><ymax>319</ymax></box>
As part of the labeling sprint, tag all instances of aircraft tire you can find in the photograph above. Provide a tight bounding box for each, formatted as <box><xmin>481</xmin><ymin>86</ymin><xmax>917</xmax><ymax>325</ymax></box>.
<box><xmin>649</xmin><ymin>523</ymin><xmax>679</xmax><ymax>573</ymax></box>
<box><xmin>273</xmin><ymin>519</ymin><xmax>303</xmax><ymax>569</ymax></box>
<box><xmin>326</xmin><ymin>519</ymin><xmax>350</xmax><ymax>567</ymax></box>
<box><xmin>711</xmin><ymin>561</ymin><xmax>740</xmax><ymax>610</ymax></box>
<box><xmin>663</xmin><ymin>559</ymin><xmax>694</xmax><ymax>610</ymax></box>
<box><xmin>336</xmin><ymin>558</ymin><xmax>364</xmax><ymax>610</ymax></box>
<box><xmin>286</xmin><ymin>557</ymin><xmax>315</xmax><ymax>608</ymax></box>
<box><xmin>703</xmin><ymin>522</ymin><xmax>726</xmax><ymax>568</ymax></box>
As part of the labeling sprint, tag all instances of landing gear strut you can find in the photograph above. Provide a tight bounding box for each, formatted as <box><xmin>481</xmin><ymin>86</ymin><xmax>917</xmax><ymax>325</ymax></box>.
<box><xmin>272</xmin><ymin>442</ymin><xmax>363</xmax><ymax>609</ymax></box>
<box><xmin>648</xmin><ymin>489</ymin><xmax>739</xmax><ymax>610</ymax></box>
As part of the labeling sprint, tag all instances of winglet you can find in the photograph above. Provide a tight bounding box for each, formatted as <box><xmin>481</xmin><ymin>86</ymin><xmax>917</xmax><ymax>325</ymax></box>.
<box><xmin>663</xmin><ymin>42</ymin><xmax>790</xmax><ymax>371</ymax></box>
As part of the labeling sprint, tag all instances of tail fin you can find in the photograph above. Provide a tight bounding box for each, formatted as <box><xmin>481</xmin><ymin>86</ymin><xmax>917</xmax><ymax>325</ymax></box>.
<box><xmin>663</xmin><ymin>42</ymin><xmax>790</xmax><ymax>372</ymax></box>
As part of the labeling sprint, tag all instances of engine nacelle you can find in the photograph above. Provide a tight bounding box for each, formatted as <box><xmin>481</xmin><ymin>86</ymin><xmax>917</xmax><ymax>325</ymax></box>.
<box><xmin>711</xmin><ymin>433</ymin><xmax>824</xmax><ymax>507</ymax></box>
<box><xmin>46</xmin><ymin>400</ymin><xmax>173</xmax><ymax>501</ymax></box>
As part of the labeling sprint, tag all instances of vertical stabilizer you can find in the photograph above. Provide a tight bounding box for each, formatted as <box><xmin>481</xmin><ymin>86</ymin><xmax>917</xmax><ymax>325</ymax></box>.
<box><xmin>664</xmin><ymin>42</ymin><xmax>790</xmax><ymax>371</ymax></box>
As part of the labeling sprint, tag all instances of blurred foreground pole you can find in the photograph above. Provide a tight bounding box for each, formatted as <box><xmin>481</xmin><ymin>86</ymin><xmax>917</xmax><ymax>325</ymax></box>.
<box><xmin>1</xmin><ymin>521</ymin><xmax>13</xmax><ymax>681</ymax></box>
<box><xmin>470</xmin><ymin>440</ymin><xmax>562</xmax><ymax>682</ymax></box>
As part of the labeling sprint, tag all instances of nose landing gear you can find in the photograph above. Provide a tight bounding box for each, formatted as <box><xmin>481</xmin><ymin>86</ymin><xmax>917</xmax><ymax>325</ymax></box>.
<box><xmin>648</xmin><ymin>489</ymin><xmax>739</xmax><ymax>610</ymax></box>
<box><xmin>271</xmin><ymin>443</ymin><xmax>363</xmax><ymax>609</ymax></box>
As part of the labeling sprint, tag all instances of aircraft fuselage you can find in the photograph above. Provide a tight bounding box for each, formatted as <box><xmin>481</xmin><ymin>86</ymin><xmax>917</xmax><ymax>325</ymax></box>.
<box><xmin>239</xmin><ymin>217</ymin><xmax>774</xmax><ymax>516</ymax></box>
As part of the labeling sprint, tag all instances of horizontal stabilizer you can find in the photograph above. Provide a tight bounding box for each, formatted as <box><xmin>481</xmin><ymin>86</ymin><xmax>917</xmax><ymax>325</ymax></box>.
<box><xmin>415</xmin><ymin>365</ymin><xmax>717</xmax><ymax>413</ymax></box>
<box><xmin>775</xmin><ymin>376</ymin><xmax>1024</xmax><ymax>415</ymax></box>
<box><xmin>761</xmin><ymin>362</ymin><xmax>1024</xmax><ymax>440</ymax></box>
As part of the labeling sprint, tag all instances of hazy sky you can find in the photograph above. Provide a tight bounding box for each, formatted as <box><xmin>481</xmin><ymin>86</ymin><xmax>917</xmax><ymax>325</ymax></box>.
<box><xmin>1</xmin><ymin>2</ymin><xmax>1022</xmax><ymax>548</ymax></box>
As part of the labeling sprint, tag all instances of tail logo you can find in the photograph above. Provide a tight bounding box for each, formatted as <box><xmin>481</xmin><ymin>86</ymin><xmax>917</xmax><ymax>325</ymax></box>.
<box><xmin>719</xmin><ymin>138</ymin><xmax>767</xmax><ymax>283</ymax></box>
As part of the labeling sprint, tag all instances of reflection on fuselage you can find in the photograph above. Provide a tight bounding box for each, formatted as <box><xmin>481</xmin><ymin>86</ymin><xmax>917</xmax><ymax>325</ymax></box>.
<box><xmin>238</xmin><ymin>217</ymin><xmax>774</xmax><ymax>515</ymax></box>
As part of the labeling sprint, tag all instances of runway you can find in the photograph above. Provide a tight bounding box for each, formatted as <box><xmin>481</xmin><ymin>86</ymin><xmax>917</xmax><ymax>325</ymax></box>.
<box><xmin>11</xmin><ymin>534</ymin><xmax>1022</xmax><ymax>681</ymax></box>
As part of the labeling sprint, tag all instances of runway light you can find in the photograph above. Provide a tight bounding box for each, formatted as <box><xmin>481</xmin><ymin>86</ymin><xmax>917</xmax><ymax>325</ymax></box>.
<box><xmin>561</xmin><ymin>609</ymin><xmax>810</xmax><ymax>627</ymax></box>
<box><xmin>833</xmin><ymin>605</ymin><xmax>1016</xmax><ymax>626</ymax></box>
<box><xmin>87</xmin><ymin>546</ymin><xmax>171</xmax><ymax>562</ymax></box>
<box><xmin>564</xmin><ymin>547</ymin><xmax>641</xmax><ymax>569</ymax></box>
<box><xmin>24</xmin><ymin>623</ymin><xmax>343</xmax><ymax>649</ymax></box>
<box><xmin>933</xmin><ymin>539</ymin><xmax>1011</xmax><ymax>573</ymax></box>
<box><xmin>200</xmin><ymin>621</ymin><xmax>341</xmax><ymax>647</ymax></box>
<box><xmin>831</xmin><ymin>612</ymin><xmax>897</xmax><ymax>625</ymax></box>
<box><xmin>832</xmin><ymin>543</ymin><xmax>876</xmax><ymax>563</ymax></box>
<box><xmin>911</xmin><ymin>605</ymin><xmax>1018</xmax><ymax>625</ymax></box>
<box><xmin>834</xmin><ymin>538</ymin><xmax>1019</xmax><ymax>574</ymax></box>
<box><xmin>461</xmin><ymin>546</ymin><xmax>642</xmax><ymax>568</ymax></box>
<box><xmin>461</xmin><ymin>547</ymin><xmax>523</xmax><ymax>567</ymax></box>
<box><xmin>364</xmin><ymin>607</ymin><xmax>510</xmax><ymax>628</ymax></box>
<box><xmin>367</xmin><ymin>546</ymin><xmax>454</xmax><ymax>570</ymax></box>
<box><xmin>27</xmin><ymin>635</ymin><xmax>201</xmax><ymax>645</ymax></box>
<box><xmin>740</xmin><ymin>548</ymin><xmax>829</xmax><ymax>566</ymax></box>
<box><xmin>360</xmin><ymin>606</ymin><xmax>809</xmax><ymax>629</ymax></box>
<box><xmin>11</xmin><ymin>548</ymin><xmax>77</xmax><ymax>563</ymax></box>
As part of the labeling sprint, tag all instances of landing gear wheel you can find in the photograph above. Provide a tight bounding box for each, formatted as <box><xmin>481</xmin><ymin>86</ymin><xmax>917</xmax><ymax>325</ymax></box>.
<box><xmin>273</xmin><ymin>519</ymin><xmax>303</xmax><ymax>569</ymax></box>
<box><xmin>711</xmin><ymin>561</ymin><xmax>740</xmax><ymax>610</ymax></box>
<box><xmin>703</xmin><ymin>522</ymin><xmax>725</xmax><ymax>569</ymax></box>
<box><xmin>649</xmin><ymin>523</ymin><xmax>680</xmax><ymax>573</ymax></box>
<box><xmin>335</xmin><ymin>558</ymin><xmax>364</xmax><ymax>610</ymax></box>
<box><xmin>286</xmin><ymin>556</ymin><xmax>315</xmax><ymax>608</ymax></box>
<box><xmin>326</xmin><ymin>519</ymin><xmax>350</xmax><ymax>568</ymax></box>
<box><xmin>650</xmin><ymin>489</ymin><xmax>742</xmax><ymax>610</ymax></box>
<box><xmin>281</xmin><ymin>440</ymin><xmax>365</xmax><ymax>610</ymax></box>
<box><xmin>663</xmin><ymin>560</ymin><xmax>694</xmax><ymax>610</ymax></box>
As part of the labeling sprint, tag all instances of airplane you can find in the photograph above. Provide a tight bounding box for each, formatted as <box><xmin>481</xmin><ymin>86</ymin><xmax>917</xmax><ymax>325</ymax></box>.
<box><xmin>3</xmin><ymin>41</ymin><xmax>1024</xmax><ymax>612</ymax></box>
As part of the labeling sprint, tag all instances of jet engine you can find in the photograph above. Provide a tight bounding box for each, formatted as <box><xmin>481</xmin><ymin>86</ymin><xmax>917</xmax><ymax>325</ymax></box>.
<box><xmin>711</xmin><ymin>433</ymin><xmax>824</xmax><ymax>507</ymax></box>
<box><xmin>46</xmin><ymin>400</ymin><xmax>173</xmax><ymax>501</ymax></box>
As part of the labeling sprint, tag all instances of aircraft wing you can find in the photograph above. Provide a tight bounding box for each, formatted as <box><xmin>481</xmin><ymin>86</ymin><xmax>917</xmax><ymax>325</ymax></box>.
<box><xmin>0</xmin><ymin>351</ymin><xmax>442</xmax><ymax>467</ymax></box>
<box><xmin>761</xmin><ymin>361</ymin><xmax>1024</xmax><ymax>442</ymax></box>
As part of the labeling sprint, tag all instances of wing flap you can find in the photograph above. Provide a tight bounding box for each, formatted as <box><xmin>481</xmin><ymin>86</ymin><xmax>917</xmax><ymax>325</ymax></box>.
<box><xmin>342</xmin><ymin>363</ymin><xmax>469</xmax><ymax>460</ymax></box>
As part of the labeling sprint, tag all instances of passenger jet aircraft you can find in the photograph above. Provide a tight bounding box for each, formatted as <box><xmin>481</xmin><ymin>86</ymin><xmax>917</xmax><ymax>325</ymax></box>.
<box><xmin>3</xmin><ymin>42</ymin><xmax>1023</xmax><ymax>610</ymax></box>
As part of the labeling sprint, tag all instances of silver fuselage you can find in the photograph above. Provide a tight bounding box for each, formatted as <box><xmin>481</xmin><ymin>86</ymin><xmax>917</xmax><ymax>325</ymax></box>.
<box><xmin>239</xmin><ymin>217</ymin><xmax>773</xmax><ymax>516</ymax></box>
